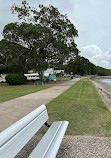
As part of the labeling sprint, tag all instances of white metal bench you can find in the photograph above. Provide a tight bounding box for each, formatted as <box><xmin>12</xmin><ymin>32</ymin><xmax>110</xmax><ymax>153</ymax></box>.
<box><xmin>0</xmin><ymin>104</ymin><xmax>69</xmax><ymax>158</ymax></box>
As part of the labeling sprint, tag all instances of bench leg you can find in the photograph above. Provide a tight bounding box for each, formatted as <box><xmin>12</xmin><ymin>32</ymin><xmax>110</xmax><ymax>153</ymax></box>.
<box><xmin>45</xmin><ymin>121</ymin><xmax>51</xmax><ymax>127</ymax></box>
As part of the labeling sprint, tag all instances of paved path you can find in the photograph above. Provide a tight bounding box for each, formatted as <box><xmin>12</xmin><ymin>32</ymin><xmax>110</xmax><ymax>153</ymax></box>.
<box><xmin>0</xmin><ymin>78</ymin><xmax>80</xmax><ymax>131</ymax></box>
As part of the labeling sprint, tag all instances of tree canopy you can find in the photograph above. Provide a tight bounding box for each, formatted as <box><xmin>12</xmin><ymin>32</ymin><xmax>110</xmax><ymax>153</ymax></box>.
<box><xmin>65</xmin><ymin>56</ymin><xmax>111</xmax><ymax>76</ymax></box>
<box><xmin>0</xmin><ymin>39</ymin><xmax>28</xmax><ymax>73</ymax></box>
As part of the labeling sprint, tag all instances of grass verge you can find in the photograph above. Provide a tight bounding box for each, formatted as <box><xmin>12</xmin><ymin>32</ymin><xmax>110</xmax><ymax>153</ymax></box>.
<box><xmin>47</xmin><ymin>78</ymin><xmax>111</xmax><ymax>137</ymax></box>
<box><xmin>0</xmin><ymin>84</ymin><xmax>51</xmax><ymax>103</ymax></box>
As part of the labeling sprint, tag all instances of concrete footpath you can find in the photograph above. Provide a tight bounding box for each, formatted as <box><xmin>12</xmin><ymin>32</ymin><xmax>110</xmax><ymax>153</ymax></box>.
<box><xmin>0</xmin><ymin>78</ymin><xmax>80</xmax><ymax>131</ymax></box>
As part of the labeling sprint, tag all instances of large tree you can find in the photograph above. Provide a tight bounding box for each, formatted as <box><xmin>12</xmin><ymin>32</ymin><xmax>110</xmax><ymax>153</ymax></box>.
<box><xmin>3</xmin><ymin>0</ymin><xmax>79</xmax><ymax>80</ymax></box>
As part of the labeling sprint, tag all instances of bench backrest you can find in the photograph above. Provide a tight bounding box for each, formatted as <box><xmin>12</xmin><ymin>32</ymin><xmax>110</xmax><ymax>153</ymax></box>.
<box><xmin>0</xmin><ymin>104</ymin><xmax>48</xmax><ymax>158</ymax></box>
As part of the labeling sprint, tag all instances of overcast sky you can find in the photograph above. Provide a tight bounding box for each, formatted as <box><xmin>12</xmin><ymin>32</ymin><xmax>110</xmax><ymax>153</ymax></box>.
<box><xmin>0</xmin><ymin>0</ymin><xmax>111</xmax><ymax>68</ymax></box>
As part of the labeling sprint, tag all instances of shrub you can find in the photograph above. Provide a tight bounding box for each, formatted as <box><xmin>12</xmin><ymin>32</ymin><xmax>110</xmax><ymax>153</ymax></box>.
<box><xmin>45</xmin><ymin>77</ymin><xmax>50</xmax><ymax>82</ymax></box>
<box><xmin>5</xmin><ymin>73</ymin><xmax>27</xmax><ymax>85</ymax></box>
<box><xmin>56</xmin><ymin>73</ymin><xmax>61</xmax><ymax>77</ymax></box>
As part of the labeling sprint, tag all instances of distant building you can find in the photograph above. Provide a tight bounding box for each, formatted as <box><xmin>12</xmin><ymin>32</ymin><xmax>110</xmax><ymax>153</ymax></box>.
<box><xmin>44</xmin><ymin>68</ymin><xmax>54</xmax><ymax>77</ymax></box>
<box><xmin>24</xmin><ymin>73</ymin><xmax>39</xmax><ymax>80</ymax></box>
<box><xmin>54</xmin><ymin>70</ymin><xmax>64</xmax><ymax>74</ymax></box>
<box><xmin>24</xmin><ymin>68</ymin><xmax>54</xmax><ymax>80</ymax></box>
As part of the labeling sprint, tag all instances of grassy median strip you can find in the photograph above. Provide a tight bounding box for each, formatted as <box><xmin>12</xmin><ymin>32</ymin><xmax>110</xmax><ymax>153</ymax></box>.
<box><xmin>47</xmin><ymin>78</ymin><xmax>111</xmax><ymax>137</ymax></box>
<box><xmin>0</xmin><ymin>85</ymin><xmax>51</xmax><ymax>103</ymax></box>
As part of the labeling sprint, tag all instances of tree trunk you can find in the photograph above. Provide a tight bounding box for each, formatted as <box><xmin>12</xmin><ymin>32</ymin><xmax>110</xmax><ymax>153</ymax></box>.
<box><xmin>38</xmin><ymin>70</ymin><xmax>45</xmax><ymax>85</ymax></box>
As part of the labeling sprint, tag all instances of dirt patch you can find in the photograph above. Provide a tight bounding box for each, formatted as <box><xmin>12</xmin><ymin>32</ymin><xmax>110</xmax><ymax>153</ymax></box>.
<box><xmin>68</xmin><ymin>103</ymin><xmax>78</xmax><ymax>107</ymax></box>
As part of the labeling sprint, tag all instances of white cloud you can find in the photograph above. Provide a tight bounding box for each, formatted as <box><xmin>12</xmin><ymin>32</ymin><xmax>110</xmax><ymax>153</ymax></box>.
<box><xmin>82</xmin><ymin>45</ymin><xmax>102</xmax><ymax>57</ymax></box>
<box><xmin>81</xmin><ymin>45</ymin><xmax>111</xmax><ymax>69</ymax></box>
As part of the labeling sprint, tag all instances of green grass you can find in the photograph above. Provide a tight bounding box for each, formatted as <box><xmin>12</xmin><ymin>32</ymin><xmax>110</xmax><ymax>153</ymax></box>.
<box><xmin>61</xmin><ymin>77</ymin><xmax>71</xmax><ymax>81</ymax></box>
<box><xmin>46</xmin><ymin>78</ymin><xmax>111</xmax><ymax>137</ymax></box>
<box><xmin>0</xmin><ymin>84</ymin><xmax>51</xmax><ymax>103</ymax></box>
<box><xmin>57</xmin><ymin>77</ymin><xmax>71</xmax><ymax>81</ymax></box>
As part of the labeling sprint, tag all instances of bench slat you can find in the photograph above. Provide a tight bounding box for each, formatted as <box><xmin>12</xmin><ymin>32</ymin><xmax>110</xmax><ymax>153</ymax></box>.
<box><xmin>29</xmin><ymin>121</ymin><xmax>69</xmax><ymax>158</ymax></box>
<box><xmin>0</xmin><ymin>105</ymin><xmax>48</xmax><ymax>158</ymax></box>
<box><xmin>0</xmin><ymin>104</ymin><xmax>46</xmax><ymax>147</ymax></box>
